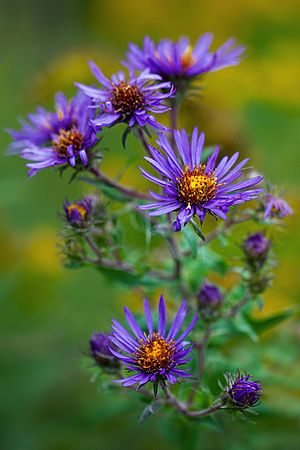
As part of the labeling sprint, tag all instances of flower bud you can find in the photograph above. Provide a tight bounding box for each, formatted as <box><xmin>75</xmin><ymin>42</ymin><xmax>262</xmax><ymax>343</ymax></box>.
<box><xmin>222</xmin><ymin>371</ymin><xmax>262</xmax><ymax>409</ymax></box>
<box><xmin>248</xmin><ymin>272</ymin><xmax>272</xmax><ymax>294</ymax></box>
<box><xmin>197</xmin><ymin>281</ymin><xmax>223</xmax><ymax>320</ymax></box>
<box><xmin>89</xmin><ymin>332</ymin><xmax>119</xmax><ymax>369</ymax></box>
<box><xmin>242</xmin><ymin>232</ymin><xmax>271</xmax><ymax>270</ymax></box>
<box><xmin>64</xmin><ymin>197</ymin><xmax>93</xmax><ymax>227</ymax></box>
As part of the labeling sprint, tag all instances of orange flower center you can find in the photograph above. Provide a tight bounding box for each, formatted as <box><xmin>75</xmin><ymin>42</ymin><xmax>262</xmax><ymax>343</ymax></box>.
<box><xmin>66</xmin><ymin>203</ymin><xmax>87</xmax><ymax>218</ymax></box>
<box><xmin>53</xmin><ymin>128</ymin><xmax>84</xmax><ymax>157</ymax></box>
<box><xmin>134</xmin><ymin>332</ymin><xmax>176</xmax><ymax>374</ymax></box>
<box><xmin>181</xmin><ymin>47</ymin><xmax>195</xmax><ymax>70</ymax></box>
<box><xmin>110</xmin><ymin>82</ymin><xmax>145</xmax><ymax>114</ymax></box>
<box><xmin>177</xmin><ymin>165</ymin><xmax>218</xmax><ymax>207</ymax></box>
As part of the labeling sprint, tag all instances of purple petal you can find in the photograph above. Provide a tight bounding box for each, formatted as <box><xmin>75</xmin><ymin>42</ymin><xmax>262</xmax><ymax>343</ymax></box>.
<box><xmin>167</xmin><ymin>301</ymin><xmax>187</xmax><ymax>340</ymax></box>
<box><xmin>176</xmin><ymin>314</ymin><xmax>199</xmax><ymax>343</ymax></box>
<box><xmin>158</xmin><ymin>294</ymin><xmax>167</xmax><ymax>336</ymax></box>
<box><xmin>124</xmin><ymin>306</ymin><xmax>145</xmax><ymax>340</ymax></box>
<box><xmin>143</xmin><ymin>298</ymin><xmax>153</xmax><ymax>335</ymax></box>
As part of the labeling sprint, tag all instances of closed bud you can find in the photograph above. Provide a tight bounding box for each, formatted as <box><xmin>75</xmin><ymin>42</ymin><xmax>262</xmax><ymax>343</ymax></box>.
<box><xmin>197</xmin><ymin>281</ymin><xmax>223</xmax><ymax>320</ymax></box>
<box><xmin>89</xmin><ymin>332</ymin><xmax>119</xmax><ymax>369</ymax></box>
<box><xmin>242</xmin><ymin>232</ymin><xmax>271</xmax><ymax>270</ymax></box>
<box><xmin>221</xmin><ymin>370</ymin><xmax>262</xmax><ymax>409</ymax></box>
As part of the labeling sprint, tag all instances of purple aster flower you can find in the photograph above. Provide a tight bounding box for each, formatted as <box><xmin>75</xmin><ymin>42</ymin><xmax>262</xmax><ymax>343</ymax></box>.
<box><xmin>7</xmin><ymin>92</ymin><xmax>98</xmax><ymax>176</ymax></box>
<box><xmin>89</xmin><ymin>332</ymin><xmax>119</xmax><ymax>368</ymax></box>
<box><xmin>263</xmin><ymin>194</ymin><xmax>293</xmax><ymax>219</ymax></box>
<box><xmin>243</xmin><ymin>232</ymin><xmax>271</xmax><ymax>270</ymax></box>
<box><xmin>124</xmin><ymin>34</ymin><xmax>245</xmax><ymax>82</ymax></box>
<box><xmin>197</xmin><ymin>281</ymin><xmax>223</xmax><ymax>319</ymax></box>
<box><xmin>224</xmin><ymin>371</ymin><xmax>262</xmax><ymax>409</ymax></box>
<box><xmin>75</xmin><ymin>61</ymin><xmax>174</xmax><ymax>132</ymax></box>
<box><xmin>64</xmin><ymin>197</ymin><xmax>93</xmax><ymax>227</ymax></box>
<box><xmin>139</xmin><ymin>128</ymin><xmax>263</xmax><ymax>231</ymax></box>
<box><xmin>108</xmin><ymin>295</ymin><xmax>198</xmax><ymax>387</ymax></box>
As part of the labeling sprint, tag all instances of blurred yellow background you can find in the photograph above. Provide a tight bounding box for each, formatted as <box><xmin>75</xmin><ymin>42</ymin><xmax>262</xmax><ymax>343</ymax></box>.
<box><xmin>1</xmin><ymin>1</ymin><xmax>300</xmax><ymax>449</ymax></box>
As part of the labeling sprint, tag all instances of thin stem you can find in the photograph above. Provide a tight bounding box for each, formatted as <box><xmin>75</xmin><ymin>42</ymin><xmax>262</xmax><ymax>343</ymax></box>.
<box><xmin>188</xmin><ymin>325</ymin><xmax>211</xmax><ymax>405</ymax></box>
<box><xmin>166</xmin><ymin>235</ymin><xmax>182</xmax><ymax>279</ymax></box>
<box><xmin>89</xmin><ymin>166</ymin><xmax>150</xmax><ymax>200</ymax></box>
<box><xmin>182</xmin><ymin>212</ymin><xmax>253</xmax><ymax>256</ymax></box>
<box><xmin>227</xmin><ymin>292</ymin><xmax>251</xmax><ymax>318</ymax></box>
<box><xmin>84</xmin><ymin>254</ymin><xmax>180</xmax><ymax>281</ymax></box>
<box><xmin>161</xmin><ymin>382</ymin><xmax>222</xmax><ymax>418</ymax></box>
<box><xmin>85</xmin><ymin>235</ymin><xmax>102</xmax><ymax>260</ymax></box>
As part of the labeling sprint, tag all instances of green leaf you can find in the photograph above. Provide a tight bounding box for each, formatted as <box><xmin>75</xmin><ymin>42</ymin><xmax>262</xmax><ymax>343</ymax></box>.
<box><xmin>138</xmin><ymin>401</ymin><xmax>161</xmax><ymax>424</ymax></box>
<box><xmin>80</xmin><ymin>176</ymin><xmax>132</xmax><ymax>202</ymax></box>
<box><xmin>245</xmin><ymin>308</ymin><xmax>295</xmax><ymax>335</ymax></box>
<box><xmin>190</xmin><ymin>219</ymin><xmax>206</xmax><ymax>241</ymax></box>
<box><xmin>232</xmin><ymin>315</ymin><xmax>259</xmax><ymax>342</ymax></box>
<box><xmin>122</xmin><ymin>127</ymin><xmax>131</xmax><ymax>149</ymax></box>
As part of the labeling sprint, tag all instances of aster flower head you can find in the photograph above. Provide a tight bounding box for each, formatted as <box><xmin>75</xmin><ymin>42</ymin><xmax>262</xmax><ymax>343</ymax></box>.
<box><xmin>264</xmin><ymin>193</ymin><xmax>293</xmax><ymax>220</ymax></box>
<box><xmin>7</xmin><ymin>92</ymin><xmax>98</xmax><ymax>176</ymax></box>
<box><xmin>89</xmin><ymin>332</ymin><xmax>119</xmax><ymax>368</ymax></box>
<box><xmin>109</xmin><ymin>295</ymin><xmax>198</xmax><ymax>387</ymax></box>
<box><xmin>75</xmin><ymin>61</ymin><xmax>174</xmax><ymax>132</ymax></box>
<box><xmin>222</xmin><ymin>371</ymin><xmax>262</xmax><ymax>409</ymax></box>
<box><xmin>64</xmin><ymin>197</ymin><xmax>93</xmax><ymax>227</ymax></box>
<box><xmin>243</xmin><ymin>232</ymin><xmax>271</xmax><ymax>270</ymax></box>
<box><xmin>140</xmin><ymin>128</ymin><xmax>263</xmax><ymax>232</ymax></box>
<box><xmin>125</xmin><ymin>34</ymin><xmax>245</xmax><ymax>84</ymax></box>
<box><xmin>197</xmin><ymin>281</ymin><xmax>223</xmax><ymax>320</ymax></box>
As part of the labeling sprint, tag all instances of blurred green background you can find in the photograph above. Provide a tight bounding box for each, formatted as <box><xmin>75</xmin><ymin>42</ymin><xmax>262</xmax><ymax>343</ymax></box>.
<box><xmin>1</xmin><ymin>0</ymin><xmax>300</xmax><ymax>449</ymax></box>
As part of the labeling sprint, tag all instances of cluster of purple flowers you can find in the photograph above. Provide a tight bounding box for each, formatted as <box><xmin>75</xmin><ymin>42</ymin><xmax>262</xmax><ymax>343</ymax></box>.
<box><xmin>7</xmin><ymin>93</ymin><xmax>97</xmax><ymax>176</ymax></box>
<box><xmin>7</xmin><ymin>33</ymin><xmax>292</xmax><ymax>233</ymax></box>
<box><xmin>9</xmin><ymin>32</ymin><xmax>297</xmax><ymax>415</ymax></box>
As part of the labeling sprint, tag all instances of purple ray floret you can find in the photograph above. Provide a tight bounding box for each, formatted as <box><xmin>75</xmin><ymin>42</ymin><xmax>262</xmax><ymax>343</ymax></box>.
<box><xmin>109</xmin><ymin>295</ymin><xmax>198</xmax><ymax>387</ymax></box>
<box><xmin>139</xmin><ymin>128</ymin><xmax>263</xmax><ymax>231</ymax></box>
<box><xmin>263</xmin><ymin>194</ymin><xmax>293</xmax><ymax>219</ymax></box>
<box><xmin>75</xmin><ymin>61</ymin><xmax>174</xmax><ymax>132</ymax></box>
<box><xmin>7</xmin><ymin>92</ymin><xmax>98</xmax><ymax>176</ymax></box>
<box><xmin>125</xmin><ymin>34</ymin><xmax>245</xmax><ymax>81</ymax></box>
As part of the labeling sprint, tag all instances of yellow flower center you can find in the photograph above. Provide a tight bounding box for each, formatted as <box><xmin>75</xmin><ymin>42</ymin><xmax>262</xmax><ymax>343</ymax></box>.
<box><xmin>67</xmin><ymin>204</ymin><xmax>87</xmax><ymax>218</ymax></box>
<box><xmin>110</xmin><ymin>81</ymin><xmax>145</xmax><ymax>114</ymax></box>
<box><xmin>52</xmin><ymin>128</ymin><xmax>84</xmax><ymax>157</ymax></box>
<box><xmin>134</xmin><ymin>332</ymin><xmax>176</xmax><ymax>374</ymax></box>
<box><xmin>181</xmin><ymin>46</ymin><xmax>195</xmax><ymax>70</ymax></box>
<box><xmin>177</xmin><ymin>165</ymin><xmax>218</xmax><ymax>207</ymax></box>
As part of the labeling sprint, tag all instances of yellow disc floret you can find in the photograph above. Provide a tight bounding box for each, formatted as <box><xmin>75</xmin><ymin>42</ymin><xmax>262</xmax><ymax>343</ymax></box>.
<box><xmin>66</xmin><ymin>203</ymin><xmax>87</xmax><ymax>219</ymax></box>
<box><xmin>177</xmin><ymin>165</ymin><xmax>218</xmax><ymax>207</ymax></box>
<box><xmin>111</xmin><ymin>82</ymin><xmax>145</xmax><ymax>114</ymax></box>
<box><xmin>134</xmin><ymin>332</ymin><xmax>176</xmax><ymax>374</ymax></box>
<box><xmin>181</xmin><ymin>46</ymin><xmax>195</xmax><ymax>70</ymax></box>
<box><xmin>53</xmin><ymin>128</ymin><xmax>84</xmax><ymax>157</ymax></box>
